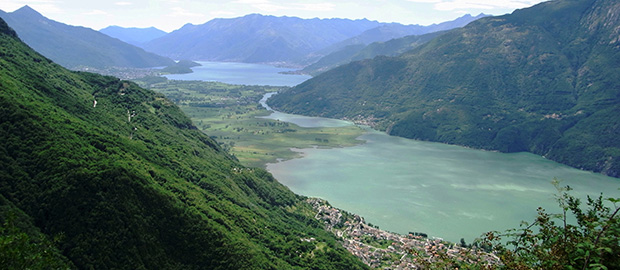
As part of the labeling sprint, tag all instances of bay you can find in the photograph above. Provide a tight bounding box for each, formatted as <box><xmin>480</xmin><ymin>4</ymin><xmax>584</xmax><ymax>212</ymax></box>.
<box><xmin>163</xmin><ymin>61</ymin><xmax>311</xmax><ymax>86</ymax></box>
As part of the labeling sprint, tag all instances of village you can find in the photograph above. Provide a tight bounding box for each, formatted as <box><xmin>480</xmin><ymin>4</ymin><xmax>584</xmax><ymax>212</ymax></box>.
<box><xmin>307</xmin><ymin>198</ymin><xmax>500</xmax><ymax>269</ymax></box>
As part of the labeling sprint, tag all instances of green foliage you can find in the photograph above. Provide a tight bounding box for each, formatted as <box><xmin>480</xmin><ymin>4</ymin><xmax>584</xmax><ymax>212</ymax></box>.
<box><xmin>269</xmin><ymin>0</ymin><xmax>620</xmax><ymax>177</ymax></box>
<box><xmin>0</xmin><ymin>196</ymin><xmax>74</xmax><ymax>270</ymax></box>
<box><xmin>0</xmin><ymin>19</ymin><xmax>367</xmax><ymax>269</ymax></box>
<box><xmin>480</xmin><ymin>181</ymin><xmax>620</xmax><ymax>269</ymax></box>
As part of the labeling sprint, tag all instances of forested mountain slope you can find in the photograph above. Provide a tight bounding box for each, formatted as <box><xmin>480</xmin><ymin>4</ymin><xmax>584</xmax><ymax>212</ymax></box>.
<box><xmin>0</xmin><ymin>6</ymin><xmax>174</xmax><ymax>69</ymax></box>
<box><xmin>0</xmin><ymin>18</ymin><xmax>366</xmax><ymax>269</ymax></box>
<box><xmin>269</xmin><ymin>0</ymin><xmax>620</xmax><ymax>177</ymax></box>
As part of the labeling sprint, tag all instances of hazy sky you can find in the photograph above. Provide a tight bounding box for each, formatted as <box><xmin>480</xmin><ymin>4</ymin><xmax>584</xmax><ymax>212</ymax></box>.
<box><xmin>0</xmin><ymin>0</ymin><xmax>548</xmax><ymax>32</ymax></box>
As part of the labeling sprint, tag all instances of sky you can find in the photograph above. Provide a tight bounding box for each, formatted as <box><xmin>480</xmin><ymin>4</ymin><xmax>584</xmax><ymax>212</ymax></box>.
<box><xmin>0</xmin><ymin>0</ymin><xmax>549</xmax><ymax>32</ymax></box>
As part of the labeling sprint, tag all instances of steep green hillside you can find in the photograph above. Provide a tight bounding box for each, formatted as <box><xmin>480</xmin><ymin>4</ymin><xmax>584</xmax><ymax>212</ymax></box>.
<box><xmin>0</xmin><ymin>18</ymin><xmax>366</xmax><ymax>269</ymax></box>
<box><xmin>269</xmin><ymin>0</ymin><xmax>620</xmax><ymax>177</ymax></box>
<box><xmin>0</xmin><ymin>6</ymin><xmax>174</xmax><ymax>69</ymax></box>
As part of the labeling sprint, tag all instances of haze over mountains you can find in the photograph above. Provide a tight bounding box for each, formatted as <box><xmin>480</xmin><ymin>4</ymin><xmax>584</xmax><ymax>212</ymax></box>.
<box><xmin>0</xmin><ymin>5</ymin><xmax>485</xmax><ymax>73</ymax></box>
<box><xmin>0</xmin><ymin>6</ymin><xmax>174</xmax><ymax>69</ymax></box>
<box><xmin>100</xmin><ymin>26</ymin><xmax>167</xmax><ymax>47</ymax></box>
<box><xmin>269</xmin><ymin>0</ymin><xmax>620</xmax><ymax>177</ymax></box>
<box><xmin>142</xmin><ymin>13</ymin><xmax>484</xmax><ymax>67</ymax></box>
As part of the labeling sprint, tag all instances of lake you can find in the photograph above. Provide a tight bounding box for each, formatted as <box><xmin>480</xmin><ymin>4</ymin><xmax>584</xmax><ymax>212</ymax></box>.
<box><xmin>164</xmin><ymin>61</ymin><xmax>311</xmax><ymax>86</ymax></box>
<box><xmin>256</xmin><ymin>91</ymin><xmax>620</xmax><ymax>242</ymax></box>
<box><xmin>170</xmin><ymin>62</ymin><xmax>620</xmax><ymax>243</ymax></box>
<box><xmin>267</xmin><ymin>127</ymin><xmax>620</xmax><ymax>242</ymax></box>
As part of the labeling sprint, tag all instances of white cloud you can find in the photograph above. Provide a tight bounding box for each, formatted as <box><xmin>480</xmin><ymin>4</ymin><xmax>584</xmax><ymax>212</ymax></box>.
<box><xmin>233</xmin><ymin>0</ymin><xmax>271</xmax><ymax>3</ymax></box>
<box><xmin>115</xmin><ymin>2</ymin><xmax>133</xmax><ymax>6</ymax></box>
<box><xmin>408</xmin><ymin>0</ymin><xmax>545</xmax><ymax>11</ymax></box>
<box><xmin>168</xmin><ymin>7</ymin><xmax>204</xmax><ymax>18</ymax></box>
<box><xmin>84</xmin><ymin>9</ymin><xmax>109</xmax><ymax>16</ymax></box>
<box><xmin>210</xmin><ymin>10</ymin><xmax>236</xmax><ymax>17</ymax></box>
<box><xmin>232</xmin><ymin>0</ymin><xmax>335</xmax><ymax>13</ymax></box>
<box><xmin>406</xmin><ymin>0</ymin><xmax>441</xmax><ymax>3</ymax></box>
<box><xmin>295</xmin><ymin>3</ymin><xmax>335</xmax><ymax>12</ymax></box>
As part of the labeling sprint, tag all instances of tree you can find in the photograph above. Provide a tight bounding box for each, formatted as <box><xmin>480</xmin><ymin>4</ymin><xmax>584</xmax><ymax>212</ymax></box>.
<box><xmin>480</xmin><ymin>180</ymin><xmax>620</xmax><ymax>269</ymax></box>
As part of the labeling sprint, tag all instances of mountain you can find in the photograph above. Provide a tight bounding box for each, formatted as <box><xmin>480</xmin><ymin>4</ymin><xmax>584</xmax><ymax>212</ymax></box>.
<box><xmin>100</xmin><ymin>25</ymin><xmax>167</xmax><ymax>46</ymax></box>
<box><xmin>268</xmin><ymin>0</ymin><xmax>620</xmax><ymax>177</ymax></box>
<box><xmin>300</xmin><ymin>31</ymin><xmax>447</xmax><ymax>75</ymax></box>
<box><xmin>143</xmin><ymin>14</ymin><xmax>384</xmax><ymax>65</ymax></box>
<box><xmin>301</xmin><ymin>14</ymin><xmax>487</xmax><ymax>75</ymax></box>
<box><xmin>0</xmin><ymin>18</ymin><xmax>367</xmax><ymax>269</ymax></box>
<box><xmin>0</xmin><ymin>6</ymin><xmax>174</xmax><ymax>69</ymax></box>
<box><xmin>318</xmin><ymin>14</ymin><xmax>488</xmax><ymax>57</ymax></box>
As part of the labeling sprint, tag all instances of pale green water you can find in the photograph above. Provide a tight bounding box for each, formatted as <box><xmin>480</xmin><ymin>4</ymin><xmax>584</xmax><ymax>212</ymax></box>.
<box><xmin>267</xmin><ymin>127</ymin><xmax>620</xmax><ymax>243</ymax></box>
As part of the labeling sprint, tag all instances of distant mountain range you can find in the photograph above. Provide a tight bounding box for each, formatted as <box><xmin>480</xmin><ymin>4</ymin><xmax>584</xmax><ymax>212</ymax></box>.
<box><xmin>143</xmin><ymin>13</ymin><xmax>484</xmax><ymax>67</ymax></box>
<box><xmin>100</xmin><ymin>25</ymin><xmax>167</xmax><ymax>46</ymax></box>
<box><xmin>143</xmin><ymin>14</ymin><xmax>383</xmax><ymax>65</ymax></box>
<box><xmin>0</xmin><ymin>6</ymin><xmax>174</xmax><ymax>69</ymax></box>
<box><xmin>269</xmin><ymin>0</ymin><xmax>620</xmax><ymax>177</ymax></box>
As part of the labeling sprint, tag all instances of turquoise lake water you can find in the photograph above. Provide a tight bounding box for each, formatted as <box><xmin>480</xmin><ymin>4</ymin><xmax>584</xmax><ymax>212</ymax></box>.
<box><xmin>168</xmin><ymin>62</ymin><xmax>620</xmax><ymax>243</ymax></box>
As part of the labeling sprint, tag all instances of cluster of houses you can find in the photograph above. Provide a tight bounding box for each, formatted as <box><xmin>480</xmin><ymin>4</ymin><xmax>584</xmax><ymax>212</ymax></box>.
<box><xmin>307</xmin><ymin>198</ymin><xmax>499</xmax><ymax>269</ymax></box>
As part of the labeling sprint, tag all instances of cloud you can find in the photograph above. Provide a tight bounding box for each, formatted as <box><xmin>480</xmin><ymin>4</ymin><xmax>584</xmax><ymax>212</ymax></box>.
<box><xmin>406</xmin><ymin>0</ymin><xmax>441</xmax><ymax>3</ymax></box>
<box><xmin>115</xmin><ymin>1</ymin><xmax>133</xmax><ymax>6</ymax></box>
<box><xmin>168</xmin><ymin>7</ymin><xmax>204</xmax><ymax>17</ymax></box>
<box><xmin>210</xmin><ymin>10</ymin><xmax>236</xmax><ymax>17</ymax></box>
<box><xmin>295</xmin><ymin>3</ymin><xmax>335</xmax><ymax>12</ymax></box>
<box><xmin>232</xmin><ymin>0</ymin><xmax>335</xmax><ymax>13</ymax></box>
<box><xmin>408</xmin><ymin>0</ymin><xmax>545</xmax><ymax>11</ymax></box>
<box><xmin>84</xmin><ymin>9</ymin><xmax>109</xmax><ymax>16</ymax></box>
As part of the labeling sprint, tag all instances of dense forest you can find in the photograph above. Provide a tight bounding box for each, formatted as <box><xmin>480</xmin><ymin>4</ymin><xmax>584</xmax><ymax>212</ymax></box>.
<box><xmin>0</xmin><ymin>18</ymin><xmax>367</xmax><ymax>269</ymax></box>
<box><xmin>269</xmin><ymin>0</ymin><xmax>620</xmax><ymax>177</ymax></box>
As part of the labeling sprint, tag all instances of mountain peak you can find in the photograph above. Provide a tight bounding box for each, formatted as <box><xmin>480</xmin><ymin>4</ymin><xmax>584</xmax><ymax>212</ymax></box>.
<box><xmin>13</xmin><ymin>5</ymin><xmax>43</xmax><ymax>18</ymax></box>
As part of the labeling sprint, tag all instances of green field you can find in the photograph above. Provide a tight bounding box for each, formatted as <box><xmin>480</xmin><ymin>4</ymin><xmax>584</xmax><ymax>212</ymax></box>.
<box><xmin>134</xmin><ymin>77</ymin><xmax>364</xmax><ymax>168</ymax></box>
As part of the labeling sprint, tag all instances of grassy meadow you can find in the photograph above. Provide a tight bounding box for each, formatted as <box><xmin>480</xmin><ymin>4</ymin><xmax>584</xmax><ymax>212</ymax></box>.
<box><xmin>134</xmin><ymin>77</ymin><xmax>364</xmax><ymax>168</ymax></box>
